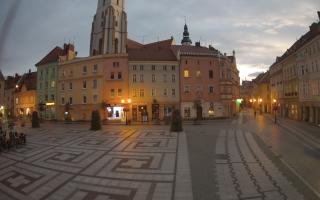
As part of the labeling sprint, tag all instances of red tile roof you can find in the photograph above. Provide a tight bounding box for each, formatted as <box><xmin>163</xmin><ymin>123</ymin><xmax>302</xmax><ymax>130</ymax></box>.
<box><xmin>128</xmin><ymin>38</ymin><xmax>177</xmax><ymax>61</ymax></box>
<box><xmin>35</xmin><ymin>46</ymin><xmax>63</xmax><ymax>66</ymax></box>
<box><xmin>127</xmin><ymin>39</ymin><xmax>143</xmax><ymax>49</ymax></box>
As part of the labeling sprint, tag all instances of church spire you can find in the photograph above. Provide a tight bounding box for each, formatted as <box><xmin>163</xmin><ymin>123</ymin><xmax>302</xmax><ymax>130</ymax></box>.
<box><xmin>181</xmin><ymin>19</ymin><xmax>192</xmax><ymax>46</ymax></box>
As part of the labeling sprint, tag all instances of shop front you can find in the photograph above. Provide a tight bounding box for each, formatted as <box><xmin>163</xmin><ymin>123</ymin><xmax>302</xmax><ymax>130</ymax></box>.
<box><xmin>106</xmin><ymin>105</ymin><xmax>125</xmax><ymax>121</ymax></box>
<box><xmin>132</xmin><ymin>105</ymin><xmax>148</xmax><ymax>122</ymax></box>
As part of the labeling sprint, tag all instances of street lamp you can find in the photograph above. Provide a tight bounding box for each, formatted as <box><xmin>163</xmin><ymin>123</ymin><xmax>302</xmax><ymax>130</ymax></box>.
<box><xmin>273</xmin><ymin>99</ymin><xmax>278</xmax><ymax>124</ymax></box>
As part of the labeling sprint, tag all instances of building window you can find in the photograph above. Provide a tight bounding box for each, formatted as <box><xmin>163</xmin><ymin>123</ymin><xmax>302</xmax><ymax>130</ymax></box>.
<box><xmin>152</xmin><ymin>65</ymin><xmax>156</xmax><ymax>71</ymax></box>
<box><xmin>83</xmin><ymin>66</ymin><xmax>87</xmax><ymax>74</ymax></box>
<box><xmin>83</xmin><ymin>81</ymin><xmax>87</xmax><ymax>89</ymax></box>
<box><xmin>118</xmin><ymin>89</ymin><xmax>122</xmax><ymax>97</ymax></box>
<box><xmin>110</xmin><ymin>89</ymin><xmax>115</xmax><ymax>97</ymax></box>
<box><xmin>45</xmin><ymin>95</ymin><xmax>48</xmax><ymax>101</ymax></box>
<box><xmin>140</xmin><ymin>65</ymin><xmax>144</xmax><ymax>71</ymax></box>
<box><xmin>133</xmin><ymin>65</ymin><xmax>137</xmax><ymax>71</ymax></box>
<box><xmin>61</xmin><ymin>97</ymin><xmax>65</xmax><ymax>105</ymax></box>
<box><xmin>184</xmin><ymin>70</ymin><xmax>190</xmax><ymax>78</ymax></box>
<box><xmin>93</xmin><ymin>95</ymin><xmax>98</xmax><ymax>103</ymax></box>
<box><xmin>140</xmin><ymin>74</ymin><xmax>144</xmax><ymax>82</ymax></box>
<box><xmin>69</xmin><ymin>97</ymin><xmax>73</xmax><ymax>105</ymax></box>
<box><xmin>152</xmin><ymin>74</ymin><xmax>156</xmax><ymax>82</ymax></box>
<box><xmin>83</xmin><ymin>96</ymin><xmax>87</xmax><ymax>104</ymax></box>
<box><xmin>93</xmin><ymin>80</ymin><xmax>97</xmax><ymax>89</ymax></box>
<box><xmin>51</xmin><ymin>95</ymin><xmax>55</xmax><ymax>101</ymax></box>
<box><xmin>39</xmin><ymin>83</ymin><xmax>42</xmax><ymax>90</ymax></box>
<box><xmin>209</xmin><ymin>86</ymin><xmax>214</xmax><ymax>93</ymax></box>
<box><xmin>51</xmin><ymin>81</ymin><xmax>55</xmax><ymax>88</ymax></box>
<box><xmin>184</xmin><ymin>85</ymin><xmax>190</xmax><ymax>93</ymax></box>
<box><xmin>164</xmin><ymin>89</ymin><xmax>168</xmax><ymax>96</ymax></box>
<box><xmin>163</xmin><ymin>65</ymin><xmax>167</xmax><ymax>71</ymax></box>
<box><xmin>184</xmin><ymin>107</ymin><xmax>191</xmax><ymax>118</ymax></box>
<box><xmin>69</xmin><ymin>83</ymin><xmax>73</xmax><ymax>90</ymax></box>
<box><xmin>152</xmin><ymin>88</ymin><xmax>156</xmax><ymax>97</ymax></box>
<box><xmin>196</xmin><ymin>70</ymin><xmax>201</xmax><ymax>78</ymax></box>
<box><xmin>132</xmin><ymin>89</ymin><xmax>137</xmax><ymax>97</ymax></box>
<box><xmin>93</xmin><ymin>65</ymin><xmax>98</xmax><ymax>73</ymax></box>
<box><xmin>140</xmin><ymin>89</ymin><xmax>144</xmax><ymax>97</ymax></box>
<box><xmin>45</xmin><ymin>81</ymin><xmax>48</xmax><ymax>88</ymax></box>
<box><xmin>172</xmin><ymin>89</ymin><xmax>176</xmax><ymax>96</ymax></box>
<box><xmin>172</xmin><ymin>74</ymin><xmax>175</xmax><ymax>82</ymax></box>
<box><xmin>209</xmin><ymin>70</ymin><xmax>213</xmax><ymax>79</ymax></box>
<box><xmin>111</xmin><ymin>72</ymin><xmax>115</xmax><ymax>79</ymax></box>
<box><xmin>61</xmin><ymin>83</ymin><xmax>65</xmax><ymax>91</ymax></box>
<box><xmin>113</xmin><ymin>62</ymin><xmax>120</xmax><ymax>68</ymax></box>
<box><xmin>163</xmin><ymin>74</ymin><xmax>167</xmax><ymax>82</ymax></box>
<box><xmin>118</xmin><ymin>72</ymin><xmax>122</xmax><ymax>79</ymax></box>
<box><xmin>133</xmin><ymin>74</ymin><xmax>137</xmax><ymax>83</ymax></box>
<box><xmin>172</xmin><ymin>65</ymin><xmax>175</xmax><ymax>71</ymax></box>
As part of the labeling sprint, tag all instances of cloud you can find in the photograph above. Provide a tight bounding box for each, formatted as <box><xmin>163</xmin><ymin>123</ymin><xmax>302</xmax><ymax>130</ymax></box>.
<box><xmin>0</xmin><ymin>0</ymin><xmax>319</xmax><ymax>82</ymax></box>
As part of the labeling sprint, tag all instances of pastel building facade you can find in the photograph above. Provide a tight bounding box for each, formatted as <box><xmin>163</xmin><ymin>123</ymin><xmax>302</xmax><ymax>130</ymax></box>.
<box><xmin>172</xmin><ymin>44</ymin><xmax>224</xmax><ymax>119</ymax></box>
<box><xmin>57</xmin><ymin>54</ymin><xmax>129</xmax><ymax>121</ymax></box>
<box><xmin>4</xmin><ymin>75</ymin><xmax>21</xmax><ymax>118</ymax></box>
<box><xmin>14</xmin><ymin>72</ymin><xmax>37</xmax><ymax>117</ymax></box>
<box><xmin>128</xmin><ymin>39</ymin><xmax>179</xmax><ymax>122</ymax></box>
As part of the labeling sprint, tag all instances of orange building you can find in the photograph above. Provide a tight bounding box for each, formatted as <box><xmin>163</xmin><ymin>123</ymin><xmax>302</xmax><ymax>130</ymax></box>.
<box><xmin>57</xmin><ymin>54</ymin><xmax>129</xmax><ymax>121</ymax></box>
<box><xmin>14</xmin><ymin>71</ymin><xmax>37</xmax><ymax>117</ymax></box>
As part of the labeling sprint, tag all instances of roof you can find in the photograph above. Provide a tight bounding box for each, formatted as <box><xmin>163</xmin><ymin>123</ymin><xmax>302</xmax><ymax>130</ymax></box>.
<box><xmin>0</xmin><ymin>70</ymin><xmax>4</xmax><ymax>81</ymax></box>
<box><xmin>36</xmin><ymin>46</ymin><xmax>63</xmax><ymax>66</ymax></box>
<box><xmin>16</xmin><ymin>72</ymin><xmax>37</xmax><ymax>92</ymax></box>
<box><xmin>5</xmin><ymin>75</ymin><xmax>21</xmax><ymax>90</ymax></box>
<box><xmin>127</xmin><ymin>39</ymin><xmax>143</xmax><ymax>49</ymax></box>
<box><xmin>128</xmin><ymin>38</ymin><xmax>177</xmax><ymax>61</ymax></box>
<box><xmin>171</xmin><ymin>45</ymin><xmax>218</xmax><ymax>57</ymax></box>
<box><xmin>253</xmin><ymin>71</ymin><xmax>270</xmax><ymax>84</ymax></box>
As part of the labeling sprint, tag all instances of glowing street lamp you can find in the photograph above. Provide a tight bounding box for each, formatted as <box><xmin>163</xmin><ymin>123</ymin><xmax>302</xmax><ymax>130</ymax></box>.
<box><xmin>273</xmin><ymin>99</ymin><xmax>278</xmax><ymax>124</ymax></box>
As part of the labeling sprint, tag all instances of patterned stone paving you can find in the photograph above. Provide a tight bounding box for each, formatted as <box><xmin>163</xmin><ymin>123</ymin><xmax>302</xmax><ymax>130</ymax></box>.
<box><xmin>0</xmin><ymin>127</ymin><xmax>193</xmax><ymax>200</ymax></box>
<box><xmin>215</xmin><ymin>129</ymin><xmax>304</xmax><ymax>200</ymax></box>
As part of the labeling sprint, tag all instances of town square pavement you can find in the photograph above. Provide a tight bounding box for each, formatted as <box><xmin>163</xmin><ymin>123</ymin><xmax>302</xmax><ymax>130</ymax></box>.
<box><xmin>0</xmin><ymin>114</ymin><xmax>318</xmax><ymax>200</ymax></box>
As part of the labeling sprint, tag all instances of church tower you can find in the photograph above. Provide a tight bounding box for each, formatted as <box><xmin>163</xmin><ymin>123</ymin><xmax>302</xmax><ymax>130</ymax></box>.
<box><xmin>181</xmin><ymin>23</ymin><xmax>192</xmax><ymax>46</ymax></box>
<box><xmin>90</xmin><ymin>0</ymin><xmax>127</xmax><ymax>56</ymax></box>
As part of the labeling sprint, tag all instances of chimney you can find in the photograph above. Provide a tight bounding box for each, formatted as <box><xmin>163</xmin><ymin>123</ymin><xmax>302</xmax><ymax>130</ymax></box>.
<box><xmin>233</xmin><ymin>50</ymin><xmax>236</xmax><ymax>57</ymax></box>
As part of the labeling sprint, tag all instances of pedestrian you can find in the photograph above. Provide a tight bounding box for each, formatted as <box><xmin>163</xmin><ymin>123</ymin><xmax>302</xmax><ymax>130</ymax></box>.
<box><xmin>254</xmin><ymin>110</ymin><xmax>257</xmax><ymax>118</ymax></box>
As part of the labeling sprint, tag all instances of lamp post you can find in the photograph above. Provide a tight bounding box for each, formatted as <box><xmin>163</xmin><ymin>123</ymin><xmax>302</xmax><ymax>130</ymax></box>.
<box><xmin>273</xmin><ymin>99</ymin><xmax>278</xmax><ymax>124</ymax></box>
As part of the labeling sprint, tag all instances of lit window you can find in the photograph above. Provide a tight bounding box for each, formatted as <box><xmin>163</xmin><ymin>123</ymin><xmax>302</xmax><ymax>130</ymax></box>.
<box><xmin>140</xmin><ymin>89</ymin><xmax>144</xmax><ymax>97</ymax></box>
<box><xmin>196</xmin><ymin>70</ymin><xmax>201</xmax><ymax>78</ymax></box>
<box><xmin>93</xmin><ymin>65</ymin><xmax>98</xmax><ymax>73</ymax></box>
<box><xmin>51</xmin><ymin>81</ymin><xmax>55</xmax><ymax>88</ymax></box>
<box><xmin>184</xmin><ymin>70</ymin><xmax>189</xmax><ymax>78</ymax></box>
<box><xmin>118</xmin><ymin>89</ymin><xmax>122</xmax><ymax>97</ymax></box>
<box><xmin>110</xmin><ymin>89</ymin><xmax>115</xmax><ymax>97</ymax></box>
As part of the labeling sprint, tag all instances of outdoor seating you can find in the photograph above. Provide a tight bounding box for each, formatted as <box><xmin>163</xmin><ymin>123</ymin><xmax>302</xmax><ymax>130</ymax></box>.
<box><xmin>0</xmin><ymin>130</ymin><xmax>27</xmax><ymax>152</ymax></box>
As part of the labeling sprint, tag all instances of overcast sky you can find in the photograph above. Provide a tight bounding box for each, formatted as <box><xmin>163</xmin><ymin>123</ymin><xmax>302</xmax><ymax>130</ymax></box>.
<box><xmin>0</xmin><ymin>0</ymin><xmax>319</xmax><ymax>81</ymax></box>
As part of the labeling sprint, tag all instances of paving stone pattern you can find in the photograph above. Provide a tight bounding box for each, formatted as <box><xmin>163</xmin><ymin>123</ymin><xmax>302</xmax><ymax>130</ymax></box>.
<box><xmin>215</xmin><ymin>129</ymin><xmax>304</xmax><ymax>200</ymax></box>
<box><xmin>0</xmin><ymin>128</ymin><xmax>193</xmax><ymax>200</ymax></box>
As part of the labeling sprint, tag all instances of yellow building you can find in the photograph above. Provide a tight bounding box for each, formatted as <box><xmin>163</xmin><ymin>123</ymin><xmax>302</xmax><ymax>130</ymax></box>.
<box><xmin>14</xmin><ymin>72</ymin><xmax>37</xmax><ymax>117</ymax></box>
<box><xmin>252</xmin><ymin>72</ymin><xmax>271</xmax><ymax>113</ymax></box>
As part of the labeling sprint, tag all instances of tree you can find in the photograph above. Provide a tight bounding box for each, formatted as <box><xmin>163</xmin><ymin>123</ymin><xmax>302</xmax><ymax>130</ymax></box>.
<box><xmin>90</xmin><ymin>110</ymin><xmax>102</xmax><ymax>131</ymax></box>
<box><xmin>31</xmin><ymin>111</ymin><xmax>40</xmax><ymax>128</ymax></box>
<box><xmin>170</xmin><ymin>109</ymin><xmax>183</xmax><ymax>132</ymax></box>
